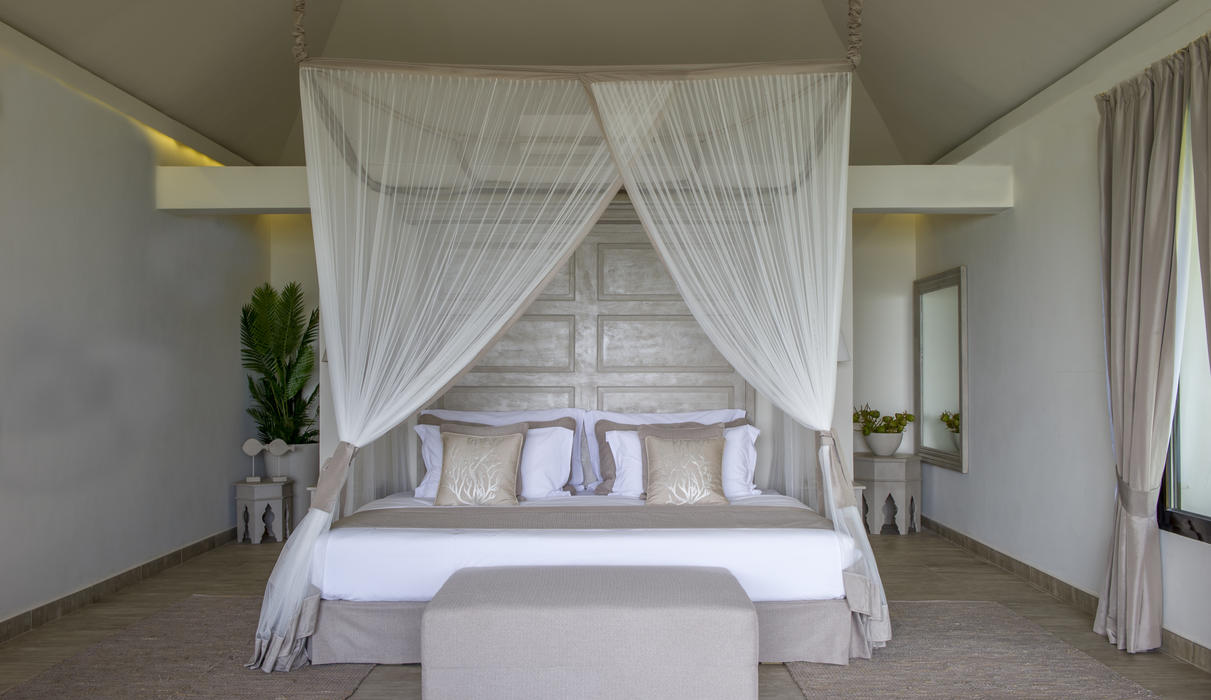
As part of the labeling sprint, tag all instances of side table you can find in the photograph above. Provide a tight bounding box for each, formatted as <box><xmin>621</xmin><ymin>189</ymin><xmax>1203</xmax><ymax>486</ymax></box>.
<box><xmin>235</xmin><ymin>479</ymin><xmax>293</xmax><ymax>544</ymax></box>
<box><xmin>853</xmin><ymin>453</ymin><xmax>921</xmax><ymax>535</ymax></box>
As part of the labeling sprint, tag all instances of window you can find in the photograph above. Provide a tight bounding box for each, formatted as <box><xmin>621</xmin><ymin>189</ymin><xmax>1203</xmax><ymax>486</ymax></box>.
<box><xmin>1163</xmin><ymin>111</ymin><xmax>1211</xmax><ymax>542</ymax></box>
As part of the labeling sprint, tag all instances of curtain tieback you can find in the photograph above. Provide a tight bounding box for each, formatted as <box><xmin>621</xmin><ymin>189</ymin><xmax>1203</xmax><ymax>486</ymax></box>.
<box><xmin>816</xmin><ymin>428</ymin><xmax>858</xmax><ymax>511</ymax></box>
<box><xmin>1116</xmin><ymin>477</ymin><xmax>1160</xmax><ymax>519</ymax></box>
<box><xmin>311</xmin><ymin>441</ymin><xmax>359</xmax><ymax>514</ymax></box>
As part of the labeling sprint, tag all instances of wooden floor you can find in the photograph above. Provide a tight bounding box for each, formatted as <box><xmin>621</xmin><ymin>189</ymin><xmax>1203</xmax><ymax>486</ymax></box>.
<box><xmin>1</xmin><ymin>531</ymin><xmax>1209</xmax><ymax>698</ymax></box>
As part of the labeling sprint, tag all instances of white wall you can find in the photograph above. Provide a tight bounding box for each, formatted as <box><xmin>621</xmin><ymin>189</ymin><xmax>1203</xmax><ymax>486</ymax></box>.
<box><xmin>0</xmin><ymin>54</ymin><xmax>269</xmax><ymax>620</ymax></box>
<box><xmin>263</xmin><ymin>214</ymin><xmax>320</xmax><ymax>312</ymax></box>
<box><xmin>852</xmin><ymin>214</ymin><xmax>917</xmax><ymax>449</ymax></box>
<box><xmin>917</xmin><ymin>0</ymin><xmax>1211</xmax><ymax>650</ymax></box>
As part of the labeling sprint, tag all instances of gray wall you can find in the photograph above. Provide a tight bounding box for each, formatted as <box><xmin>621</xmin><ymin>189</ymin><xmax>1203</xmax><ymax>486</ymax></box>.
<box><xmin>0</xmin><ymin>54</ymin><xmax>269</xmax><ymax>620</ymax></box>
<box><xmin>916</xmin><ymin>6</ymin><xmax>1211</xmax><ymax>649</ymax></box>
<box><xmin>852</xmin><ymin>214</ymin><xmax>917</xmax><ymax>448</ymax></box>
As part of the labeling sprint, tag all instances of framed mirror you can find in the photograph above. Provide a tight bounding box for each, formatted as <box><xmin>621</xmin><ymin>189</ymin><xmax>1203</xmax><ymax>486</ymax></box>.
<box><xmin>914</xmin><ymin>266</ymin><xmax>968</xmax><ymax>473</ymax></box>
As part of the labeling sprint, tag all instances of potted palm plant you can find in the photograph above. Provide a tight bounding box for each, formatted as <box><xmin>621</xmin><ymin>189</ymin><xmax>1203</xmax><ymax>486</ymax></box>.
<box><xmin>854</xmin><ymin>404</ymin><xmax>914</xmax><ymax>456</ymax></box>
<box><xmin>241</xmin><ymin>282</ymin><xmax>319</xmax><ymax>529</ymax></box>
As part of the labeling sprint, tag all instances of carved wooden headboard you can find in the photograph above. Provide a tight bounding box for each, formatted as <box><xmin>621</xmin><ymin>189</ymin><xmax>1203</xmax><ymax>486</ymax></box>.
<box><xmin>344</xmin><ymin>197</ymin><xmax>758</xmax><ymax>491</ymax></box>
<box><xmin>434</xmin><ymin>198</ymin><xmax>753</xmax><ymax>416</ymax></box>
<box><xmin>335</xmin><ymin>197</ymin><xmax>786</xmax><ymax>498</ymax></box>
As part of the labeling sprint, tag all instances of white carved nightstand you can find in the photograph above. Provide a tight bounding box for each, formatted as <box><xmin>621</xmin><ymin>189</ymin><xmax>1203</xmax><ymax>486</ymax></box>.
<box><xmin>853</xmin><ymin>453</ymin><xmax>921</xmax><ymax>535</ymax></box>
<box><xmin>235</xmin><ymin>479</ymin><xmax>293</xmax><ymax>544</ymax></box>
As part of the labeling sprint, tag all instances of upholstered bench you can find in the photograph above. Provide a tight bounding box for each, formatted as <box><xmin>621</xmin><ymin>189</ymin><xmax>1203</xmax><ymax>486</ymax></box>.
<box><xmin>421</xmin><ymin>566</ymin><xmax>759</xmax><ymax>700</ymax></box>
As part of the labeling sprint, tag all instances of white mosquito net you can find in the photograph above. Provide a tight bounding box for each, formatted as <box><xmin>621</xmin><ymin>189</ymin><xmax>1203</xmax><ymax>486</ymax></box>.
<box><xmin>248</xmin><ymin>58</ymin><xmax>888</xmax><ymax>672</ymax></box>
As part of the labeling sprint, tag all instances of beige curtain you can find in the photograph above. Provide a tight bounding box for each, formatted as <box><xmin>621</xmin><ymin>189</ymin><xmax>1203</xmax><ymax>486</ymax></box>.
<box><xmin>1093</xmin><ymin>53</ymin><xmax>1186</xmax><ymax>653</ymax></box>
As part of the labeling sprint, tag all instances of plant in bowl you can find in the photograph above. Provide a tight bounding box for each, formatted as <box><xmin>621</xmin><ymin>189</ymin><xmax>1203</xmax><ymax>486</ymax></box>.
<box><xmin>854</xmin><ymin>404</ymin><xmax>914</xmax><ymax>456</ymax></box>
<box><xmin>941</xmin><ymin>410</ymin><xmax>961</xmax><ymax>451</ymax></box>
<box><xmin>241</xmin><ymin>282</ymin><xmax>320</xmax><ymax>528</ymax></box>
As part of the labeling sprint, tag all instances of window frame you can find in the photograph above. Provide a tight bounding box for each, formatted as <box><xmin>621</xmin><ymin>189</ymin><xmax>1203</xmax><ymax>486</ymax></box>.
<box><xmin>1160</xmin><ymin>392</ymin><xmax>1211</xmax><ymax>542</ymax></box>
<box><xmin>1159</xmin><ymin>106</ymin><xmax>1211</xmax><ymax>543</ymax></box>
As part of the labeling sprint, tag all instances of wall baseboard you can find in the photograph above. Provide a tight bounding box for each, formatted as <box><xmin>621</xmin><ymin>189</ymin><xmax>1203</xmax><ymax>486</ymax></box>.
<box><xmin>0</xmin><ymin>527</ymin><xmax>237</xmax><ymax>645</ymax></box>
<box><xmin>922</xmin><ymin>516</ymin><xmax>1211</xmax><ymax>674</ymax></box>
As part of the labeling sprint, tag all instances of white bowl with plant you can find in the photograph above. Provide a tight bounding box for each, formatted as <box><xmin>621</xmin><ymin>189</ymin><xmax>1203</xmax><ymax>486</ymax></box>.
<box><xmin>941</xmin><ymin>410</ymin><xmax>961</xmax><ymax>452</ymax></box>
<box><xmin>853</xmin><ymin>405</ymin><xmax>915</xmax><ymax>456</ymax></box>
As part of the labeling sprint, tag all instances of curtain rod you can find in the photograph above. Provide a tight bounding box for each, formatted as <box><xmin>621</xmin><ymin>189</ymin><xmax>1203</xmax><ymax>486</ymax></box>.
<box><xmin>290</xmin><ymin>0</ymin><xmax>864</xmax><ymax>74</ymax></box>
<box><xmin>1095</xmin><ymin>30</ymin><xmax>1210</xmax><ymax>102</ymax></box>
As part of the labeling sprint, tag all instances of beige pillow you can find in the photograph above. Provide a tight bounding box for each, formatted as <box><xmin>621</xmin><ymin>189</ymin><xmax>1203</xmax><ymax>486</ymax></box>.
<box><xmin>423</xmin><ymin>416</ymin><xmax>576</xmax><ymax>494</ymax></box>
<box><xmin>594</xmin><ymin>417</ymin><xmax>748</xmax><ymax>495</ymax></box>
<box><xmin>434</xmin><ymin>431</ymin><xmax>525</xmax><ymax>506</ymax></box>
<box><xmin>639</xmin><ymin>424</ymin><xmax>728</xmax><ymax>505</ymax></box>
<box><xmin>438</xmin><ymin>422</ymin><xmax>529</xmax><ymax>497</ymax></box>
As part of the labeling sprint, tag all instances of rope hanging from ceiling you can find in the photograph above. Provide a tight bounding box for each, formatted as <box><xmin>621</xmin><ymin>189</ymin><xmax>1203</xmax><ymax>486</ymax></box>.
<box><xmin>846</xmin><ymin>0</ymin><xmax>864</xmax><ymax>67</ymax></box>
<box><xmin>291</xmin><ymin>0</ymin><xmax>864</xmax><ymax>68</ymax></box>
<box><xmin>292</xmin><ymin>0</ymin><xmax>308</xmax><ymax>63</ymax></box>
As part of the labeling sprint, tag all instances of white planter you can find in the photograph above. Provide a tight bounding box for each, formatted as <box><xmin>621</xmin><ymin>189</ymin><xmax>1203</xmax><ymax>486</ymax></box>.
<box><xmin>864</xmin><ymin>432</ymin><xmax>903</xmax><ymax>457</ymax></box>
<box><xmin>951</xmin><ymin>431</ymin><xmax>961</xmax><ymax>452</ymax></box>
<box><xmin>265</xmin><ymin>443</ymin><xmax>320</xmax><ymax>530</ymax></box>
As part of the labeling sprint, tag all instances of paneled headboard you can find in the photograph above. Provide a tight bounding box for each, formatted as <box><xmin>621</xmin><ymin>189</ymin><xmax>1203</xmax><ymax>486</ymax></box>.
<box><xmin>329</xmin><ymin>197</ymin><xmax>795</xmax><ymax>504</ymax></box>
<box><xmin>433</xmin><ymin>198</ymin><xmax>754</xmax><ymax>416</ymax></box>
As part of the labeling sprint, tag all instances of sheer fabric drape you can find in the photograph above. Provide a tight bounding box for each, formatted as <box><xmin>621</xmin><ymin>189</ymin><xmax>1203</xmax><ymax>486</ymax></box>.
<box><xmin>252</xmin><ymin>59</ymin><xmax>886</xmax><ymax>670</ymax></box>
<box><xmin>591</xmin><ymin>71</ymin><xmax>889</xmax><ymax>650</ymax></box>
<box><xmin>1093</xmin><ymin>53</ymin><xmax>1185</xmax><ymax>653</ymax></box>
<box><xmin>248</xmin><ymin>66</ymin><xmax>620</xmax><ymax>671</ymax></box>
<box><xmin>343</xmin><ymin>419</ymin><xmax>416</xmax><ymax>514</ymax></box>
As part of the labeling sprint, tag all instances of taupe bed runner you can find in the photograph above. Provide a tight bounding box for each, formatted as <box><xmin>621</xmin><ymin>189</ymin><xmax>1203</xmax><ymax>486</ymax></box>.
<box><xmin>332</xmin><ymin>505</ymin><xmax>833</xmax><ymax>531</ymax></box>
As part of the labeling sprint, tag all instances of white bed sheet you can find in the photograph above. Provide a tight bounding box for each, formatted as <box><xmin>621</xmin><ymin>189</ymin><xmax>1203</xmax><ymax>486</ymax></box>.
<box><xmin>312</xmin><ymin>492</ymin><xmax>857</xmax><ymax>603</ymax></box>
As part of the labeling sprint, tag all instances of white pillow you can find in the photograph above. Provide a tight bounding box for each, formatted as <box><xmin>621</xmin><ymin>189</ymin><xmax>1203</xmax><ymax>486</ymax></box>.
<box><xmin>415</xmin><ymin>424</ymin><xmax>574</xmax><ymax>501</ymax></box>
<box><xmin>582</xmin><ymin>409</ymin><xmax>747</xmax><ymax>489</ymax></box>
<box><xmin>605</xmin><ymin>424</ymin><xmax>760</xmax><ymax>499</ymax></box>
<box><xmin>513</xmin><ymin>426</ymin><xmax>576</xmax><ymax>499</ymax></box>
<box><xmin>421</xmin><ymin>408</ymin><xmax>586</xmax><ymax>487</ymax></box>
<box><xmin>604</xmin><ymin>430</ymin><xmax>644</xmax><ymax>498</ymax></box>
<box><xmin>720</xmin><ymin>424</ymin><xmax>762</xmax><ymax>498</ymax></box>
<box><xmin>415</xmin><ymin>424</ymin><xmax>443</xmax><ymax>498</ymax></box>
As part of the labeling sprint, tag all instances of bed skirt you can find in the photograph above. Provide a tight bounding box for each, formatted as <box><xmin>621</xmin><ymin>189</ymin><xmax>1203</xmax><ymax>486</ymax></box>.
<box><xmin>310</xmin><ymin>597</ymin><xmax>860</xmax><ymax>666</ymax></box>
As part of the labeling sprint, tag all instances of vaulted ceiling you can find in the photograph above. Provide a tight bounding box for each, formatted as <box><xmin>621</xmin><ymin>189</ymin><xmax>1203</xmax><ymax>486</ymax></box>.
<box><xmin>0</xmin><ymin>1</ymin><xmax>1176</xmax><ymax>166</ymax></box>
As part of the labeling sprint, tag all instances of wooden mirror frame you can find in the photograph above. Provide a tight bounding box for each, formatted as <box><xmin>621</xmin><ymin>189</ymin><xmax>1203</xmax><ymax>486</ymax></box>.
<box><xmin>913</xmin><ymin>266</ymin><xmax>968</xmax><ymax>473</ymax></box>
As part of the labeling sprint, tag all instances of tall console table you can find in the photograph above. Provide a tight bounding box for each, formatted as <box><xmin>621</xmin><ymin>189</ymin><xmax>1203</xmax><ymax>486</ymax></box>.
<box><xmin>853</xmin><ymin>453</ymin><xmax>921</xmax><ymax>535</ymax></box>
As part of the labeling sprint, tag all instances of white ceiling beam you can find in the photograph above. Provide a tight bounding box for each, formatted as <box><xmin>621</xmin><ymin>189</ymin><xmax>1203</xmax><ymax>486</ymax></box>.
<box><xmin>156</xmin><ymin>165</ymin><xmax>1013</xmax><ymax>215</ymax></box>
<box><xmin>156</xmin><ymin>166</ymin><xmax>310</xmax><ymax>214</ymax></box>
<box><xmin>848</xmin><ymin>165</ymin><xmax>1013</xmax><ymax>214</ymax></box>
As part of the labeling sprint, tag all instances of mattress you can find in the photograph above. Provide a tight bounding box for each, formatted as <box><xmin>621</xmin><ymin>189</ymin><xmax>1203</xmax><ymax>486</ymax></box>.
<box><xmin>312</xmin><ymin>492</ymin><xmax>858</xmax><ymax>603</ymax></box>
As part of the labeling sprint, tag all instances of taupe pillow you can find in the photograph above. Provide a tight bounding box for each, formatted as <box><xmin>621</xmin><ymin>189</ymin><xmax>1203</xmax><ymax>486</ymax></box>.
<box><xmin>419</xmin><ymin>414</ymin><xmax>576</xmax><ymax>432</ymax></box>
<box><xmin>439</xmin><ymin>422</ymin><xmax>529</xmax><ymax>497</ymax></box>
<box><xmin>434</xmin><ymin>431</ymin><xmax>525</xmax><ymax>506</ymax></box>
<box><xmin>423</xmin><ymin>416</ymin><xmax>577</xmax><ymax>493</ymax></box>
<box><xmin>639</xmin><ymin>424</ymin><xmax>728</xmax><ymax>506</ymax></box>
<box><xmin>595</xmin><ymin>418</ymin><xmax>748</xmax><ymax>495</ymax></box>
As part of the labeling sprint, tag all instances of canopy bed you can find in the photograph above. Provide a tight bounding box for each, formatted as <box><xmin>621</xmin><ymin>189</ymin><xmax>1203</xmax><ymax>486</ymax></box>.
<box><xmin>249</xmin><ymin>0</ymin><xmax>888</xmax><ymax>674</ymax></box>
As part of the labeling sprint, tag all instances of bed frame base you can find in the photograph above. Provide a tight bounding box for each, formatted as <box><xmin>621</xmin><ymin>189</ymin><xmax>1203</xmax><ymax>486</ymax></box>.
<box><xmin>311</xmin><ymin>598</ymin><xmax>858</xmax><ymax>666</ymax></box>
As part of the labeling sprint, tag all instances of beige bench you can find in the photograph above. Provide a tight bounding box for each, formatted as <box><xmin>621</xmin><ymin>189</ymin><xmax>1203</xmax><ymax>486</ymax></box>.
<box><xmin>421</xmin><ymin>566</ymin><xmax>759</xmax><ymax>700</ymax></box>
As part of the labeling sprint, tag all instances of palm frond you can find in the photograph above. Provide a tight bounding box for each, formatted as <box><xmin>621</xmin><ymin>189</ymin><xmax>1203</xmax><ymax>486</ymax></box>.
<box><xmin>241</xmin><ymin>282</ymin><xmax>320</xmax><ymax>444</ymax></box>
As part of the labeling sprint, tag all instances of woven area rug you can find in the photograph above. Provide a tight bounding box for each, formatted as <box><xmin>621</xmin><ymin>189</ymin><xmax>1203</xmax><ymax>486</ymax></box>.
<box><xmin>789</xmin><ymin>601</ymin><xmax>1155</xmax><ymax>699</ymax></box>
<box><xmin>1</xmin><ymin>595</ymin><xmax>371</xmax><ymax>699</ymax></box>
